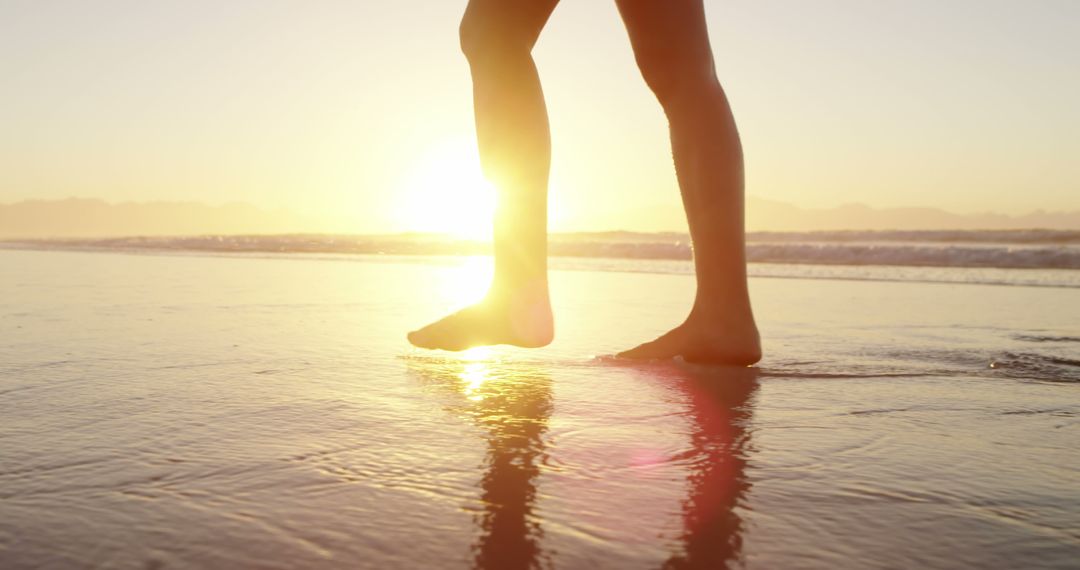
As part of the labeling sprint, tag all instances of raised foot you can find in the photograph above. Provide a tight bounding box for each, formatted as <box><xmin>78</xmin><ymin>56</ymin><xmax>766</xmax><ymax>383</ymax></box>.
<box><xmin>408</xmin><ymin>296</ymin><xmax>554</xmax><ymax>352</ymax></box>
<box><xmin>617</xmin><ymin>318</ymin><xmax>762</xmax><ymax>366</ymax></box>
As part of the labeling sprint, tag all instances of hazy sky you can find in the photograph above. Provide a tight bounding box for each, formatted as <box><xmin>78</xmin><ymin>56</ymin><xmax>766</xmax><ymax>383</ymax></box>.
<box><xmin>1</xmin><ymin>0</ymin><xmax>1078</xmax><ymax>232</ymax></box>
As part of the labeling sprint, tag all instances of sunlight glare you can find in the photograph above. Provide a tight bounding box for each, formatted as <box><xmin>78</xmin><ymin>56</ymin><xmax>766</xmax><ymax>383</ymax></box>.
<box><xmin>460</xmin><ymin>346</ymin><xmax>495</xmax><ymax>361</ymax></box>
<box><xmin>397</xmin><ymin>138</ymin><xmax>495</xmax><ymax>240</ymax></box>
<box><xmin>459</xmin><ymin>347</ymin><xmax>495</xmax><ymax>401</ymax></box>
<box><xmin>439</xmin><ymin>255</ymin><xmax>494</xmax><ymax>308</ymax></box>
<box><xmin>459</xmin><ymin>362</ymin><xmax>490</xmax><ymax>401</ymax></box>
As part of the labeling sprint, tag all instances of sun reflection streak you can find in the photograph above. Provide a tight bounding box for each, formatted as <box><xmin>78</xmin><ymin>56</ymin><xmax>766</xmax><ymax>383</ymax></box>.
<box><xmin>460</xmin><ymin>362</ymin><xmax>491</xmax><ymax>401</ymax></box>
<box><xmin>457</xmin><ymin>348</ymin><xmax>497</xmax><ymax>400</ymax></box>
<box><xmin>406</xmin><ymin>358</ymin><xmax>553</xmax><ymax>570</ymax></box>
<box><xmin>460</xmin><ymin>346</ymin><xmax>494</xmax><ymax>361</ymax></box>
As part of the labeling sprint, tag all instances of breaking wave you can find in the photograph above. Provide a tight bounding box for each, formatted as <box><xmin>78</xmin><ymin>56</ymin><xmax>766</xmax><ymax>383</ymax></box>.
<box><xmin>6</xmin><ymin>230</ymin><xmax>1080</xmax><ymax>270</ymax></box>
<box><xmin>4</xmin><ymin>230</ymin><xmax>1080</xmax><ymax>288</ymax></box>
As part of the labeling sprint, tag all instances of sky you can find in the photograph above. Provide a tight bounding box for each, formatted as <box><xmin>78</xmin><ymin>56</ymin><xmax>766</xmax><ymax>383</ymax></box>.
<box><xmin>1</xmin><ymin>0</ymin><xmax>1078</xmax><ymax>233</ymax></box>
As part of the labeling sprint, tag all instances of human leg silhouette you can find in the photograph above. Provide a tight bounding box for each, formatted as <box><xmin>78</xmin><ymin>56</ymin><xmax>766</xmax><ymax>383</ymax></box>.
<box><xmin>408</xmin><ymin>0</ymin><xmax>559</xmax><ymax>351</ymax></box>
<box><xmin>410</xmin><ymin>0</ymin><xmax>760</xmax><ymax>364</ymax></box>
<box><xmin>614</xmin><ymin>0</ymin><xmax>761</xmax><ymax>365</ymax></box>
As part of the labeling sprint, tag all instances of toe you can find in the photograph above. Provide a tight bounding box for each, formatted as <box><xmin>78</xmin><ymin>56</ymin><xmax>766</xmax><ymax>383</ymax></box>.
<box><xmin>407</xmin><ymin>322</ymin><xmax>472</xmax><ymax>351</ymax></box>
<box><xmin>407</xmin><ymin>326</ymin><xmax>438</xmax><ymax>349</ymax></box>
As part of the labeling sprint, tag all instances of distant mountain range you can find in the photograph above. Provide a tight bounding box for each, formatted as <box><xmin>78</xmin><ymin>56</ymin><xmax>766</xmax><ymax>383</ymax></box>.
<box><xmin>0</xmin><ymin>197</ymin><xmax>1076</xmax><ymax>238</ymax></box>
<box><xmin>745</xmin><ymin>198</ymin><xmax>1080</xmax><ymax>232</ymax></box>
<box><xmin>0</xmin><ymin>198</ymin><xmax>311</xmax><ymax>239</ymax></box>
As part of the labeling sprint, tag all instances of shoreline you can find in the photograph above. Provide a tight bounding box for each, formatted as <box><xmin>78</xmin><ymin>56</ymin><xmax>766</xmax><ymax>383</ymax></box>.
<box><xmin>3</xmin><ymin>242</ymin><xmax>1078</xmax><ymax>290</ymax></box>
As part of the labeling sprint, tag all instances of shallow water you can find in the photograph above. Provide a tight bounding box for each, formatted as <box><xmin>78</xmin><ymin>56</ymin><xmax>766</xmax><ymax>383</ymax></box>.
<box><xmin>1</xmin><ymin>249</ymin><xmax>1078</xmax><ymax>569</ymax></box>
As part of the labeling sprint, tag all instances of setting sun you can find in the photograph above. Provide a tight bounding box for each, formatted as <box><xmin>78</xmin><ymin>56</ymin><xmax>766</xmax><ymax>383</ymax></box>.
<box><xmin>439</xmin><ymin>255</ymin><xmax>494</xmax><ymax>309</ymax></box>
<box><xmin>395</xmin><ymin>138</ymin><xmax>495</xmax><ymax>240</ymax></box>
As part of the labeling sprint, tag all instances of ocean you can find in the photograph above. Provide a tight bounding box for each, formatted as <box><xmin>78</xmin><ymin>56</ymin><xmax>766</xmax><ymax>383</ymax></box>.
<box><xmin>0</xmin><ymin>239</ymin><xmax>1077</xmax><ymax>569</ymax></box>
<box><xmin>5</xmin><ymin>229</ymin><xmax>1079</xmax><ymax>288</ymax></box>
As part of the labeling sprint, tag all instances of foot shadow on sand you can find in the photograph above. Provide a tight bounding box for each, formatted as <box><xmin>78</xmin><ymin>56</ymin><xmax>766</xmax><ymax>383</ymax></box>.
<box><xmin>405</xmin><ymin>355</ymin><xmax>759</xmax><ymax>570</ymax></box>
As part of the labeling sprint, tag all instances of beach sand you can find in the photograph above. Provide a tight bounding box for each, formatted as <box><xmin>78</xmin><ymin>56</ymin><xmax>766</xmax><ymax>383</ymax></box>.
<box><xmin>1</xmin><ymin>249</ymin><xmax>1078</xmax><ymax>569</ymax></box>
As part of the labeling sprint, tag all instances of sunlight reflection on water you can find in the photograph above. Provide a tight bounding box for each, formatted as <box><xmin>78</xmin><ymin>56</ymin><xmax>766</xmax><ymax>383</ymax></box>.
<box><xmin>2</xmin><ymin>250</ymin><xmax>1078</xmax><ymax>569</ymax></box>
<box><xmin>404</xmin><ymin>352</ymin><xmax>761</xmax><ymax>569</ymax></box>
<box><xmin>408</xmin><ymin>356</ymin><xmax>556</xmax><ymax>569</ymax></box>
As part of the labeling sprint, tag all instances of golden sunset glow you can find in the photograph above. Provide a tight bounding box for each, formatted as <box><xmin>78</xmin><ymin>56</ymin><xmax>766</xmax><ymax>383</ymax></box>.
<box><xmin>4</xmin><ymin>2</ymin><xmax>1074</xmax><ymax>236</ymax></box>
<box><xmin>3</xmin><ymin>3</ymin><xmax>1078</xmax><ymax>568</ymax></box>
<box><xmin>459</xmin><ymin>348</ymin><xmax>495</xmax><ymax>401</ymax></box>
<box><xmin>440</xmin><ymin>255</ymin><xmax>494</xmax><ymax>308</ymax></box>
<box><xmin>395</xmin><ymin>139</ymin><xmax>495</xmax><ymax>240</ymax></box>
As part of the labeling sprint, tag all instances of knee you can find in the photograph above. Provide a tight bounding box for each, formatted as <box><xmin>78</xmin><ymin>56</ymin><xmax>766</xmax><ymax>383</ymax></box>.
<box><xmin>636</xmin><ymin>51</ymin><xmax>723</xmax><ymax>112</ymax></box>
<box><xmin>459</xmin><ymin>14</ymin><xmax>534</xmax><ymax>67</ymax></box>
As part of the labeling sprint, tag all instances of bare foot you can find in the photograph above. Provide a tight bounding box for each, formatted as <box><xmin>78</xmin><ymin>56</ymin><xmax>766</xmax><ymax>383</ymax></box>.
<box><xmin>617</xmin><ymin>317</ymin><xmax>761</xmax><ymax>366</ymax></box>
<box><xmin>408</xmin><ymin>290</ymin><xmax>554</xmax><ymax>351</ymax></box>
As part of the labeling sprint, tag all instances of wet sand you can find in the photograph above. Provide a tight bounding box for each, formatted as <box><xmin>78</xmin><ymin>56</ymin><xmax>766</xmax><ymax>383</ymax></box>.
<box><xmin>1</xmin><ymin>249</ymin><xmax>1077</xmax><ymax>569</ymax></box>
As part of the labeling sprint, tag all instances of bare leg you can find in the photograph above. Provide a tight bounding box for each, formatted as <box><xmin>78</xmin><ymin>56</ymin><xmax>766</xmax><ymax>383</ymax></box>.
<box><xmin>408</xmin><ymin>0</ymin><xmax>559</xmax><ymax>351</ymax></box>
<box><xmin>614</xmin><ymin>0</ymin><xmax>761</xmax><ymax>365</ymax></box>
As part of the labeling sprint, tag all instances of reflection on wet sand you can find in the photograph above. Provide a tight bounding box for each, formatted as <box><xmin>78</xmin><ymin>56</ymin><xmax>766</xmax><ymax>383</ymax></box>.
<box><xmin>659</xmin><ymin>364</ymin><xmax>758</xmax><ymax>569</ymax></box>
<box><xmin>409</xmin><ymin>356</ymin><xmax>554</xmax><ymax>570</ymax></box>
<box><xmin>408</xmin><ymin>356</ymin><xmax>758</xmax><ymax>570</ymax></box>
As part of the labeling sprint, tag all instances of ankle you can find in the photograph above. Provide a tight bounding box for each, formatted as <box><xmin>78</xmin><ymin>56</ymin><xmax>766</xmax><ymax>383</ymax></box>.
<box><xmin>687</xmin><ymin>303</ymin><xmax>756</xmax><ymax>328</ymax></box>
<box><xmin>488</xmin><ymin>276</ymin><xmax>549</xmax><ymax>304</ymax></box>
